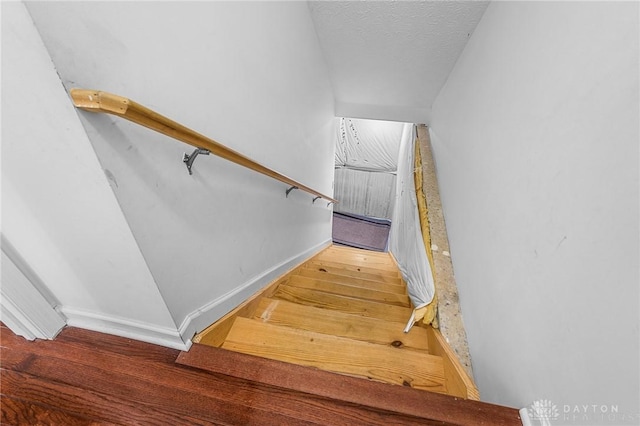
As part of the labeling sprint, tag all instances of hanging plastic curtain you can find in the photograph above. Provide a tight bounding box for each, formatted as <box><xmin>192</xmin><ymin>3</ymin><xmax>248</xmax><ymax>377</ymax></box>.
<box><xmin>333</xmin><ymin>168</ymin><xmax>396</xmax><ymax>219</ymax></box>
<box><xmin>334</xmin><ymin>118</ymin><xmax>404</xmax><ymax>220</ymax></box>
<box><xmin>388</xmin><ymin>124</ymin><xmax>435</xmax><ymax>331</ymax></box>
<box><xmin>335</xmin><ymin>118</ymin><xmax>404</xmax><ymax>172</ymax></box>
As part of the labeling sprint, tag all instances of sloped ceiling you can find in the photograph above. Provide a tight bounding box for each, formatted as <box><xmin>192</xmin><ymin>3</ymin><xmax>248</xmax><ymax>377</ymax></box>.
<box><xmin>308</xmin><ymin>1</ymin><xmax>489</xmax><ymax>123</ymax></box>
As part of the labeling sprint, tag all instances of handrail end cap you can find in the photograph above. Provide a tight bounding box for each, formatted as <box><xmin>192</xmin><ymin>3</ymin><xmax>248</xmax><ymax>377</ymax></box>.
<box><xmin>70</xmin><ymin>88</ymin><xmax>129</xmax><ymax>115</ymax></box>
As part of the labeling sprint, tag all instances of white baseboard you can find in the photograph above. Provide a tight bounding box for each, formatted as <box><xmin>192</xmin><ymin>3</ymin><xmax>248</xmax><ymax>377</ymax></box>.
<box><xmin>55</xmin><ymin>239</ymin><xmax>331</xmax><ymax>351</ymax></box>
<box><xmin>1</xmin><ymin>247</ymin><xmax>66</xmax><ymax>340</ymax></box>
<box><xmin>178</xmin><ymin>239</ymin><xmax>332</xmax><ymax>342</ymax></box>
<box><xmin>59</xmin><ymin>306</ymin><xmax>191</xmax><ymax>351</ymax></box>
<box><xmin>1</xmin><ymin>304</ymin><xmax>42</xmax><ymax>341</ymax></box>
<box><xmin>519</xmin><ymin>407</ymin><xmax>532</xmax><ymax>426</ymax></box>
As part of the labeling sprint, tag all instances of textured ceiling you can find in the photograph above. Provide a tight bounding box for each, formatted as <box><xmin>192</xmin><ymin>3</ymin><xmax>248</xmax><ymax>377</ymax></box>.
<box><xmin>308</xmin><ymin>1</ymin><xmax>489</xmax><ymax>123</ymax></box>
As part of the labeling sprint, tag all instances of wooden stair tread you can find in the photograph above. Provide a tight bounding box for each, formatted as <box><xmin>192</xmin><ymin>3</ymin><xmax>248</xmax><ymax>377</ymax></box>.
<box><xmin>254</xmin><ymin>298</ymin><xmax>429</xmax><ymax>351</ymax></box>
<box><xmin>179</xmin><ymin>343</ymin><xmax>520</xmax><ymax>425</ymax></box>
<box><xmin>303</xmin><ymin>263</ymin><xmax>402</xmax><ymax>285</ymax></box>
<box><xmin>223</xmin><ymin>318</ymin><xmax>446</xmax><ymax>392</ymax></box>
<box><xmin>308</xmin><ymin>259</ymin><xmax>401</xmax><ymax>278</ymax></box>
<box><xmin>1</xmin><ymin>331</ymin><xmax>308</xmax><ymax>425</ymax></box>
<box><xmin>273</xmin><ymin>285</ymin><xmax>413</xmax><ymax>323</ymax></box>
<box><xmin>287</xmin><ymin>275</ymin><xmax>411</xmax><ymax>307</ymax></box>
<box><xmin>3</xmin><ymin>325</ymin><xmax>436</xmax><ymax>426</ymax></box>
<box><xmin>193</xmin><ymin>244</ymin><xmax>480</xmax><ymax>399</ymax></box>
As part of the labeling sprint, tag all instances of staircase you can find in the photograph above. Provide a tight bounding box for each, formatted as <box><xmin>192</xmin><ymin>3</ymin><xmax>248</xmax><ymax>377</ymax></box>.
<box><xmin>193</xmin><ymin>244</ymin><xmax>478</xmax><ymax>399</ymax></box>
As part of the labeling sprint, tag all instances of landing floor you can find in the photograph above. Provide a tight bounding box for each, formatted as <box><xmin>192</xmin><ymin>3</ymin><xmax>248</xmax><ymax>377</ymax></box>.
<box><xmin>0</xmin><ymin>324</ymin><xmax>521</xmax><ymax>425</ymax></box>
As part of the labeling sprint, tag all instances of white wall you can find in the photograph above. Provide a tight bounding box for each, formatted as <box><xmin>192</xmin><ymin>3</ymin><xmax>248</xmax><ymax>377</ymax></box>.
<box><xmin>25</xmin><ymin>2</ymin><xmax>336</xmax><ymax>339</ymax></box>
<box><xmin>430</xmin><ymin>1</ymin><xmax>639</xmax><ymax>417</ymax></box>
<box><xmin>1</xmin><ymin>2</ymin><xmax>181</xmax><ymax>348</ymax></box>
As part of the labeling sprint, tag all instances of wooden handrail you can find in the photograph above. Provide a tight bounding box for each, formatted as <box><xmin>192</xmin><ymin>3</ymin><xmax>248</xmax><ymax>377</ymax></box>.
<box><xmin>70</xmin><ymin>89</ymin><xmax>337</xmax><ymax>203</ymax></box>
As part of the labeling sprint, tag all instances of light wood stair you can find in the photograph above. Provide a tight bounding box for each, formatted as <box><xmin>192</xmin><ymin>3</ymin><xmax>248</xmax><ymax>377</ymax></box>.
<box><xmin>194</xmin><ymin>244</ymin><xmax>479</xmax><ymax>400</ymax></box>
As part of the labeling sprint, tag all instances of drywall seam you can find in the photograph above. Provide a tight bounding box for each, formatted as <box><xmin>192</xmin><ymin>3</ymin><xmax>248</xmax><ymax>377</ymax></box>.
<box><xmin>4</xmin><ymin>2</ymin><xmax>178</xmax><ymax>332</ymax></box>
<box><xmin>66</xmin><ymin>96</ymin><xmax>180</xmax><ymax>330</ymax></box>
<box><xmin>178</xmin><ymin>238</ymin><xmax>332</xmax><ymax>341</ymax></box>
<box><xmin>71</xmin><ymin>109</ymin><xmax>181</xmax><ymax>329</ymax></box>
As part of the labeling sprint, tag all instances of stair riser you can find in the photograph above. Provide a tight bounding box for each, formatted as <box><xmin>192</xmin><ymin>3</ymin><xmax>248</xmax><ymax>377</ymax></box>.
<box><xmin>308</xmin><ymin>260</ymin><xmax>401</xmax><ymax>278</ymax></box>
<box><xmin>287</xmin><ymin>276</ymin><xmax>411</xmax><ymax>307</ymax></box>
<box><xmin>274</xmin><ymin>285</ymin><xmax>413</xmax><ymax>323</ymax></box>
<box><xmin>303</xmin><ymin>265</ymin><xmax>403</xmax><ymax>285</ymax></box>
<box><xmin>296</xmin><ymin>269</ymin><xmax>407</xmax><ymax>294</ymax></box>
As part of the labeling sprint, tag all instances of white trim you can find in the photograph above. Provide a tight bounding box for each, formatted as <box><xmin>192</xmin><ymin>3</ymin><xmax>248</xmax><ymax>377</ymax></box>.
<box><xmin>519</xmin><ymin>407</ymin><xmax>533</xmax><ymax>426</ymax></box>
<box><xmin>1</xmin><ymin>239</ymin><xmax>331</xmax><ymax>351</ymax></box>
<box><xmin>1</xmin><ymin>235</ymin><xmax>61</xmax><ymax>307</ymax></box>
<box><xmin>1</xmin><ymin>301</ymin><xmax>42</xmax><ymax>341</ymax></box>
<box><xmin>59</xmin><ymin>306</ymin><xmax>190</xmax><ymax>351</ymax></box>
<box><xmin>0</xmin><ymin>248</ymin><xmax>66</xmax><ymax>340</ymax></box>
<box><xmin>178</xmin><ymin>238</ymin><xmax>332</xmax><ymax>341</ymax></box>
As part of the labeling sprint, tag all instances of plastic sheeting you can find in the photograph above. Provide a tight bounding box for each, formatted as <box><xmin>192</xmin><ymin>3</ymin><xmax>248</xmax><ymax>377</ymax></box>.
<box><xmin>333</xmin><ymin>168</ymin><xmax>396</xmax><ymax>220</ymax></box>
<box><xmin>334</xmin><ymin>118</ymin><xmax>404</xmax><ymax>220</ymax></box>
<box><xmin>335</xmin><ymin>118</ymin><xmax>404</xmax><ymax>172</ymax></box>
<box><xmin>389</xmin><ymin>124</ymin><xmax>435</xmax><ymax>329</ymax></box>
<box><xmin>332</xmin><ymin>117</ymin><xmax>436</xmax><ymax>328</ymax></box>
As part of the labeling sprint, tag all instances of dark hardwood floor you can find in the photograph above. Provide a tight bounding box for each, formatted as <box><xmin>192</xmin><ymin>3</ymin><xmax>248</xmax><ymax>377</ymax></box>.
<box><xmin>0</xmin><ymin>324</ymin><xmax>521</xmax><ymax>425</ymax></box>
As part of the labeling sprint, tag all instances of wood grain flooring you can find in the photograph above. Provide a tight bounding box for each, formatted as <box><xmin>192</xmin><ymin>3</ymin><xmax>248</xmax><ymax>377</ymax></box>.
<box><xmin>1</xmin><ymin>324</ymin><xmax>522</xmax><ymax>425</ymax></box>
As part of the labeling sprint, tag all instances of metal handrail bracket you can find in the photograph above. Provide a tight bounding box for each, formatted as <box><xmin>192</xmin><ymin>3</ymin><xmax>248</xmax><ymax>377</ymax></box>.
<box><xmin>70</xmin><ymin>89</ymin><xmax>337</xmax><ymax>204</ymax></box>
